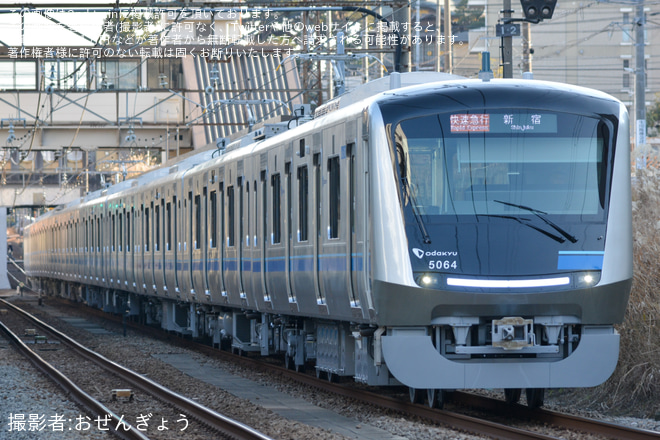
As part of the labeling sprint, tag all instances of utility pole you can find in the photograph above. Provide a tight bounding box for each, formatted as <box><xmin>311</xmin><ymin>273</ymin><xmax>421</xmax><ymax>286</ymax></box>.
<box><xmin>521</xmin><ymin>22</ymin><xmax>531</xmax><ymax>74</ymax></box>
<box><xmin>436</xmin><ymin>0</ymin><xmax>441</xmax><ymax>71</ymax></box>
<box><xmin>415</xmin><ymin>0</ymin><xmax>420</xmax><ymax>71</ymax></box>
<box><xmin>635</xmin><ymin>0</ymin><xmax>646</xmax><ymax>150</ymax></box>
<box><xmin>444</xmin><ymin>0</ymin><xmax>453</xmax><ymax>73</ymax></box>
<box><xmin>502</xmin><ymin>0</ymin><xmax>513</xmax><ymax>78</ymax></box>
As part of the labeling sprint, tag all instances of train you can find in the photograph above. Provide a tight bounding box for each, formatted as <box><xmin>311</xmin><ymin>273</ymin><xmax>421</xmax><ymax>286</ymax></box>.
<box><xmin>24</xmin><ymin>72</ymin><xmax>633</xmax><ymax>409</ymax></box>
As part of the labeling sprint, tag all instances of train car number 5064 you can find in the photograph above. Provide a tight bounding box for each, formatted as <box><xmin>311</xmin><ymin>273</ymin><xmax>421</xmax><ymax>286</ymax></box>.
<box><xmin>428</xmin><ymin>260</ymin><xmax>457</xmax><ymax>270</ymax></box>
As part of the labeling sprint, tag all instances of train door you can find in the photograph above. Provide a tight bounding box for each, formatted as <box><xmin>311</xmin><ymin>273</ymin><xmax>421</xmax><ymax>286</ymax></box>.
<box><xmin>89</xmin><ymin>214</ymin><xmax>95</xmax><ymax>283</ymax></box>
<box><xmin>153</xmin><ymin>195</ymin><xmax>165</xmax><ymax>295</ymax></box>
<box><xmin>318</xmin><ymin>126</ymin><xmax>352</xmax><ymax>317</ymax></box>
<box><xmin>313</xmin><ymin>148</ymin><xmax>324</xmax><ymax>311</ymax></box>
<box><xmin>140</xmin><ymin>201</ymin><xmax>148</xmax><ymax>292</ymax></box>
<box><xmin>110</xmin><ymin>208</ymin><xmax>117</xmax><ymax>286</ymax></box>
<box><xmin>99</xmin><ymin>212</ymin><xmax>105</xmax><ymax>283</ymax></box>
<box><xmin>83</xmin><ymin>215</ymin><xmax>89</xmax><ymax>282</ymax></box>
<box><xmin>164</xmin><ymin>185</ymin><xmax>179</xmax><ymax>295</ymax></box>
<box><xmin>265</xmin><ymin>150</ymin><xmax>289</xmax><ymax>311</ymax></box>
<box><xmin>288</xmin><ymin>138</ymin><xmax>316</xmax><ymax>314</ymax></box>
<box><xmin>145</xmin><ymin>199</ymin><xmax>155</xmax><ymax>293</ymax></box>
<box><xmin>258</xmin><ymin>162</ymin><xmax>271</xmax><ymax>307</ymax></box>
<box><xmin>66</xmin><ymin>220</ymin><xmax>71</xmax><ymax>280</ymax></box>
<box><xmin>346</xmin><ymin>126</ymin><xmax>362</xmax><ymax>315</ymax></box>
<box><xmin>283</xmin><ymin>154</ymin><xmax>293</xmax><ymax>309</ymax></box>
<box><xmin>223</xmin><ymin>163</ymin><xmax>242</xmax><ymax>304</ymax></box>
<box><xmin>124</xmin><ymin>206</ymin><xmax>132</xmax><ymax>290</ymax></box>
<box><xmin>96</xmin><ymin>214</ymin><xmax>102</xmax><ymax>284</ymax></box>
<box><xmin>191</xmin><ymin>174</ymin><xmax>210</xmax><ymax>298</ymax></box>
<box><xmin>245</xmin><ymin>166</ymin><xmax>258</xmax><ymax>307</ymax></box>
<box><xmin>236</xmin><ymin>168</ymin><xmax>251</xmax><ymax>301</ymax></box>
<box><xmin>118</xmin><ymin>204</ymin><xmax>126</xmax><ymax>288</ymax></box>
<box><xmin>243</xmin><ymin>160</ymin><xmax>260</xmax><ymax>309</ymax></box>
<box><xmin>207</xmin><ymin>168</ymin><xmax>225</xmax><ymax>302</ymax></box>
<box><xmin>241</xmin><ymin>177</ymin><xmax>251</xmax><ymax>303</ymax></box>
<box><xmin>128</xmin><ymin>205</ymin><xmax>142</xmax><ymax>293</ymax></box>
<box><xmin>180</xmin><ymin>177</ymin><xmax>194</xmax><ymax>298</ymax></box>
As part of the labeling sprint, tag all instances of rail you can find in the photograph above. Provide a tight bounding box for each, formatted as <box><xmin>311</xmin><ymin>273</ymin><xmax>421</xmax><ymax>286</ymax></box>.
<box><xmin>0</xmin><ymin>298</ymin><xmax>274</xmax><ymax>440</ymax></box>
<box><xmin>45</xmin><ymin>297</ymin><xmax>660</xmax><ymax>440</ymax></box>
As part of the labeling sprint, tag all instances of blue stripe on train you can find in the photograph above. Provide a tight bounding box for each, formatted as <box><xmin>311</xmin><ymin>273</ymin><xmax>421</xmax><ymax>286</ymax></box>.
<box><xmin>557</xmin><ymin>251</ymin><xmax>604</xmax><ymax>270</ymax></box>
<box><xmin>152</xmin><ymin>254</ymin><xmax>364</xmax><ymax>273</ymax></box>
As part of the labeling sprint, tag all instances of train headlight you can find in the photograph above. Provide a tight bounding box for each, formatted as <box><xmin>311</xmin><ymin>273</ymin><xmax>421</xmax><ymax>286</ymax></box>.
<box><xmin>576</xmin><ymin>272</ymin><xmax>600</xmax><ymax>288</ymax></box>
<box><xmin>414</xmin><ymin>273</ymin><xmax>442</xmax><ymax>288</ymax></box>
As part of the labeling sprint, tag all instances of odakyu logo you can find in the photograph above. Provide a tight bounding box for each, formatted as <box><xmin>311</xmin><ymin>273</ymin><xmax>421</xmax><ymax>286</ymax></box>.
<box><xmin>411</xmin><ymin>248</ymin><xmax>458</xmax><ymax>259</ymax></box>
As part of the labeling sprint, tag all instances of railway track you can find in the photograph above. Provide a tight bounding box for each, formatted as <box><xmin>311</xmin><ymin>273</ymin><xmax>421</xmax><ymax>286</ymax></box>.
<box><xmin>0</xmin><ymin>298</ymin><xmax>274</xmax><ymax>440</ymax></box>
<box><xmin>39</xmin><ymin>296</ymin><xmax>660</xmax><ymax>440</ymax></box>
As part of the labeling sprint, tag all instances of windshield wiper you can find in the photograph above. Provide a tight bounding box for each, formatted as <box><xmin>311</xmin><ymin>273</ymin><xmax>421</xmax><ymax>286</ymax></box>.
<box><xmin>493</xmin><ymin>200</ymin><xmax>578</xmax><ymax>243</ymax></box>
<box><xmin>482</xmin><ymin>214</ymin><xmax>566</xmax><ymax>243</ymax></box>
<box><xmin>402</xmin><ymin>176</ymin><xmax>432</xmax><ymax>244</ymax></box>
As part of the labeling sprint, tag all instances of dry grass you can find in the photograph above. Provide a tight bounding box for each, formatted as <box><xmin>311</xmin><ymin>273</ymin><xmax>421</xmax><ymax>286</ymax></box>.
<box><xmin>570</xmin><ymin>166</ymin><xmax>660</xmax><ymax>417</ymax></box>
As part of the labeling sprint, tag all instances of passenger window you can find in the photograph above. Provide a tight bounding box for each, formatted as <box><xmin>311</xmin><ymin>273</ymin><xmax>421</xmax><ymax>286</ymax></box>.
<box><xmin>227</xmin><ymin>186</ymin><xmax>235</xmax><ymax>247</ymax></box>
<box><xmin>298</xmin><ymin>166</ymin><xmax>309</xmax><ymax>241</ymax></box>
<box><xmin>194</xmin><ymin>193</ymin><xmax>201</xmax><ymax>249</ymax></box>
<box><xmin>166</xmin><ymin>202</ymin><xmax>172</xmax><ymax>251</ymax></box>
<box><xmin>328</xmin><ymin>157</ymin><xmax>340</xmax><ymax>239</ymax></box>
<box><xmin>145</xmin><ymin>207</ymin><xmax>150</xmax><ymax>252</ymax></box>
<box><xmin>155</xmin><ymin>202</ymin><xmax>161</xmax><ymax>252</ymax></box>
<box><xmin>271</xmin><ymin>174</ymin><xmax>281</xmax><ymax>244</ymax></box>
<box><xmin>210</xmin><ymin>190</ymin><xmax>217</xmax><ymax>248</ymax></box>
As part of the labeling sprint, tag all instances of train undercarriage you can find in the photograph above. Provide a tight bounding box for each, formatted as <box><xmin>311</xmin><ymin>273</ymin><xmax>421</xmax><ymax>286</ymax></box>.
<box><xmin>30</xmin><ymin>277</ymin><xmax>617</xmax><ymax>410</ymax></box>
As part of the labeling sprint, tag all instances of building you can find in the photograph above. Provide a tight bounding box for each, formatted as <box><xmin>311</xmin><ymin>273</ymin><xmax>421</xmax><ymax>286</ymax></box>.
<box><xmin>479</xmin><ymin>0</ymin><xmax>659</xmax><ymax>110</ymax></box>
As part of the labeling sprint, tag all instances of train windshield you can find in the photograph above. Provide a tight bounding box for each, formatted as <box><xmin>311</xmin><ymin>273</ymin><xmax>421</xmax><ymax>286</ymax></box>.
<box><xmin>393</xmin><ymin>110</ymin><xmax>613</xmax><ymax>221</ymax></box>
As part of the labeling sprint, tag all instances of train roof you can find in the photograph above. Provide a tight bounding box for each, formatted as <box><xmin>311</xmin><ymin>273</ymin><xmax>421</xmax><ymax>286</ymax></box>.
<box><xmin>29</xmin><ymin>74</ymin><xmax>624</xmax><ymax>225</ymax></box>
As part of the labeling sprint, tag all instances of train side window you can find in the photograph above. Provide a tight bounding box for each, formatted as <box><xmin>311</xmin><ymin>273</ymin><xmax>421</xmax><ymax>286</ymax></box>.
<box><xmin>96</xmin><ymin>217</ymin><xmax>100</xmax><ymax>252</ymax></box>
<box><xmin>126</xmin><ymin>211</ymin><xmax>131</xmax><ymax>253</ymax></box>
<box><xmin>145</xmin><ymin>206</ymin><xmax>150</xmax><ymax>252</ymax></box>
<box><xmin>298</xmin><ymin>166</ymin><xmax>309</xmax><ymax>241</ymax></box>
<box><xmin>118</xmin><ymin>213</ymin><xmax>123</xmax><ymax>251</ymax></box>
<box><xmin>299</xmin><ymin>139</ymin><xmax>305</xmax><ymax>158</ymax></box>
<box><xmin>195</xmin><ymin>193</ymin><xmax>201</xmax><ymax>249</ymax></box>
<box><xmin>203</xmin><ymin>187</ymin><xmax>208</xmax><ymax>249</ymax></box>
<box><xmin>238</xmin><ymin>178</ymin><xmax>244</xmax><ymax>250</ymax></box>
<box><xmin>166</xmin><ymin>201</ymin><xmax>172</xmax><ymax>251</ymax></box>
<box><xmin>227</xmin><ymin>186</ymin><xmax>235</xmax><ymax>247</ymax></box>
<box><xmin>111</xmin><ymin>214</ymin><xmax>116</xmax><ymax>252</ymax></box>
<box><xmin>210</xmin><ymin>190</ymin><xmax>217</xmax><ymax>248</ymax></box>
<box><xmin>131</xmin><ymin>208</ymin><xmax>135</xmax><ymax>252</ymax></box>
<box><xmin>244</xmin><ymin>180</ymin><xmax>249</xmax><ymax>248</ymax></box>
<box><xmin>173</xmin><ymin>196</ymin><xmax>178</xmax><ymax>251</ymax></box>
<box><xmin>155</xmin><ymin>204</ymin><xmax>160</xmax><ymax>252</ymax></box>
<box><xmin>328</xmin><ymin>156</ymin><xmax>340</xmax><ymax>239</ymax></box>
<box><xmin>253</xmin><ymin>180</ymin><xmax>257</xmax><ymax>246</ymax></box>
<box><xmin>271</xmin><ymin>173</ymin><xmax>281</xmax><ymax>244</ymax></box>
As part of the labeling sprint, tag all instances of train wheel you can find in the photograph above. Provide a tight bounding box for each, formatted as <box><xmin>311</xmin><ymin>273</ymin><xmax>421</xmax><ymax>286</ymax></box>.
<box><xmin>504</xmin><ymin>388</ymin><xmax>522</xmax><ymax>404</ymax></box>
<box><xmin>526</xmin><ymin>388</ymin><xmax>545</xmax><ymax>409</ymax></box>
<box><xmin>327</xmin><ymin>372</ymin><xmax>337</xmax><ymax>383</ymax></box>
<box><xmin>427</xmin><ymin>389</ymin><xmax>445</xmax><ymax>409</ymax></box>
<box><xmin>409</xmin><ymin>387</ymin><xmax>424</xmax><ymax>404</ymax></box>
<box><xmin>316</xmin><ymin>369</ymin><xmax>326</xmax><ymax>380</ymax></box>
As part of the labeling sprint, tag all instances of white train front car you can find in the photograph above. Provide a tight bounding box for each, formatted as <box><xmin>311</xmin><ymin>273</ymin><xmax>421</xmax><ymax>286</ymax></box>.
<box><xmin>368</xmin><ymin>78</ymin><xmax>631</xmax><ymax>405</ymax></box>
